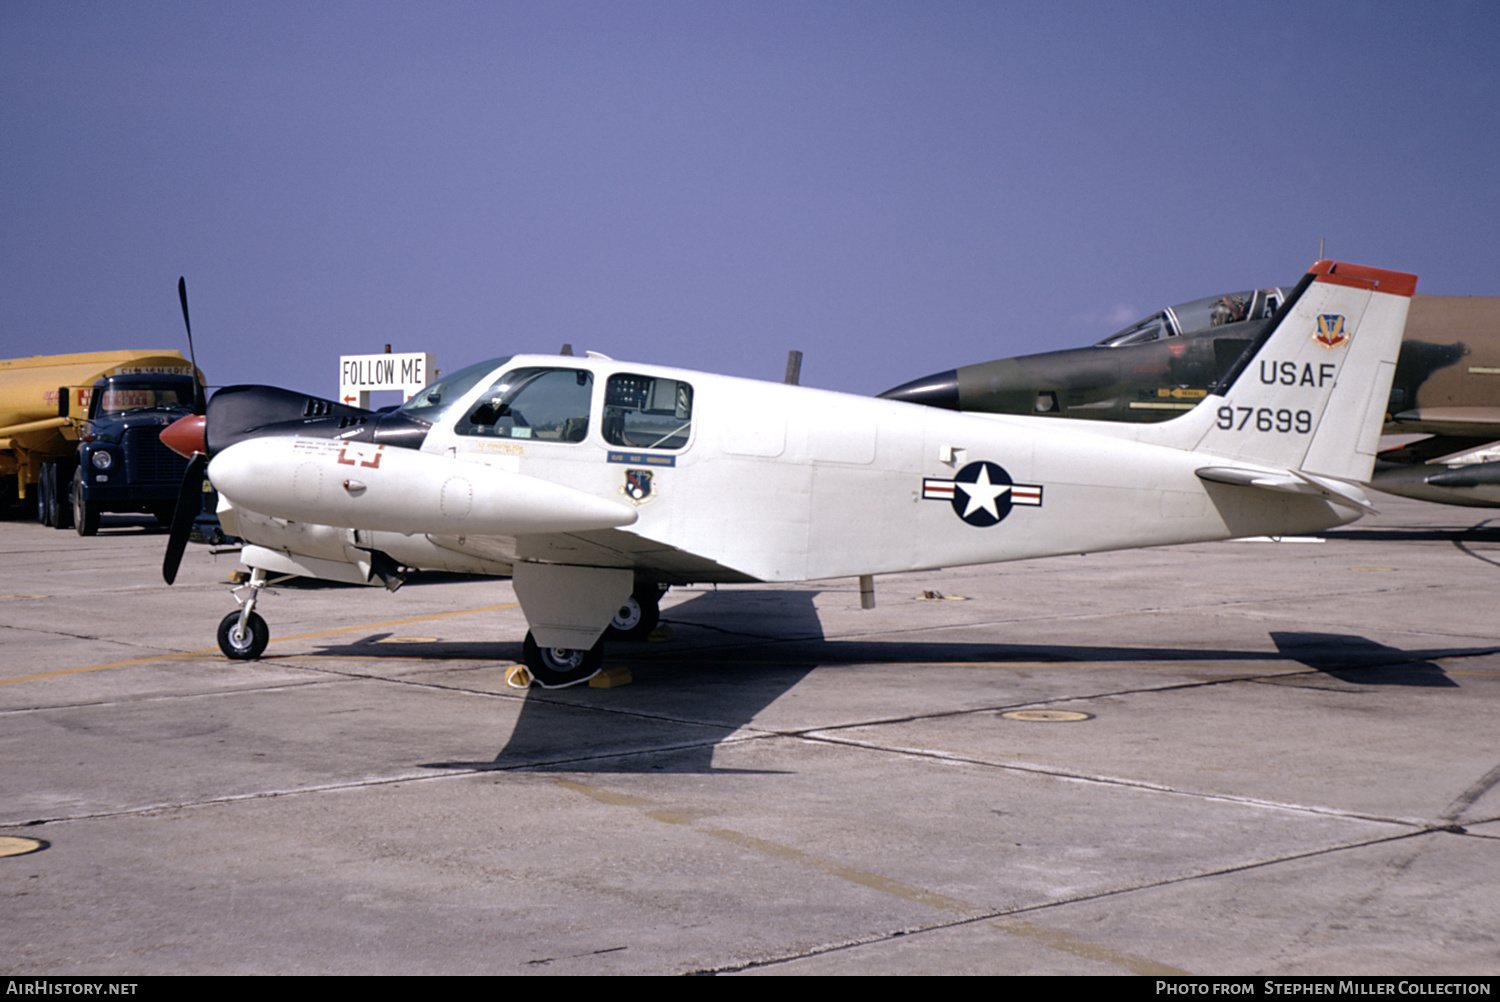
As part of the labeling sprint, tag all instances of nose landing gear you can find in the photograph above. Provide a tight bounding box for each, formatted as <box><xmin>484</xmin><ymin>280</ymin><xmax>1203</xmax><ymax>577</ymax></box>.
<box><xmin>217</xmin><ymin>566</ymin><xmax>273</xmax><ymax>660</ymax></box>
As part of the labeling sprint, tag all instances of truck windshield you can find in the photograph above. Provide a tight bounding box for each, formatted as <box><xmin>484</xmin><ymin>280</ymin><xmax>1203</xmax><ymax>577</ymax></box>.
<box><xmin>97</xmin><ymin>387</ymin><xmax>192</xmax><ymax>414</ymax></box>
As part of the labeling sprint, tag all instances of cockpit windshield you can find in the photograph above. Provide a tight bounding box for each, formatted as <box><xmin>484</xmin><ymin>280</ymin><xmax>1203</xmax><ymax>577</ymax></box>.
<box><xmin>397</xmin><ymin>356</ymin><xmax>511</xmax><ymax>424</ymax></box>
<box><xmin>1095</xmin><ymin>288</ymin><xmax>1287</xmax><ymax>348</ymax></box>
<box><xmin>1095</xmin><ymin>312</ymin><xmax>1174</xmax><ymax>348</ymax></box>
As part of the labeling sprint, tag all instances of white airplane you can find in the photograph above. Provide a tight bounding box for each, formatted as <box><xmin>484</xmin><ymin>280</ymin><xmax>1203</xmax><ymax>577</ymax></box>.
<box><xmin>161</xmin><ymin>260</ymin><xmax>1416</xmax><ymax>687</ymax></box>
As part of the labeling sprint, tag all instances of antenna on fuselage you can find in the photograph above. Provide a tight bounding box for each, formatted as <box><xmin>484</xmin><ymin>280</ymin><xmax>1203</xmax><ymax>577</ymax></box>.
<box><xmin>784</xmin><ymin>349</ymin><xmax>803</xmax><ymax>385</ymax></box>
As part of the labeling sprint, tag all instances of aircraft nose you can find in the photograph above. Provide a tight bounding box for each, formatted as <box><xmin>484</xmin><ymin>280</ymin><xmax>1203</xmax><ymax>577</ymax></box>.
<box><xmin>878</xmin><ymin>369</ymin><xmax>961</xmax><ymax>409</ymax></box>
<box><xmin>161</xmin><ymin>413</ymin><xmax>207</xmax><ymax>458</ymax></box>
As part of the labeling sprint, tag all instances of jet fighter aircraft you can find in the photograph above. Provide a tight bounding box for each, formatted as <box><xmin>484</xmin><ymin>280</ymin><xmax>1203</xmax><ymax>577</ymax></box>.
<box><xmin>162</xmin><ymin>260</ymin><xmax>1415</xmax><ymax>687</ymax></box>
<box><xmin>882</xmin><ymin>288</ymin><xmax>1500</xmax><ymax>508</ymax></box>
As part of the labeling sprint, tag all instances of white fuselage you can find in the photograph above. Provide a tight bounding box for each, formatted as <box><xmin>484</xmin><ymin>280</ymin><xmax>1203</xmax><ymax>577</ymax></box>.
<box><xmin>214</xmin><ymin>355</ymin><xmax>1354</xmax><ymax>589</ymax></box>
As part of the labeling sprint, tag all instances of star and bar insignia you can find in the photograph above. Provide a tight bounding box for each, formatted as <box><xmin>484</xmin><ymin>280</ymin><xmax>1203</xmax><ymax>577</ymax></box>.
<box><xmin>923</xmin><ymin>461</ymin><xmax>1043</xmax><ymax>527</ymax></box>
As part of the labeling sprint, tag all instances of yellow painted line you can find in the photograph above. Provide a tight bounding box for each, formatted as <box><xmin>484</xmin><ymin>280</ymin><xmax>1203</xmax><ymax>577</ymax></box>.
<box><xmin>0</xmin><ymin>603</ymin><xmax>520</xmax><ymax>686</ymax></box>
<box><xmin>555</xmin><ymin>778</ymin><xmax>1187</xmax><ymax>976</ymax></box>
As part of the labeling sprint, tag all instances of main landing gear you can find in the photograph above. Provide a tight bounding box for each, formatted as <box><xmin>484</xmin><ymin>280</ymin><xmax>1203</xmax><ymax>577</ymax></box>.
<box><xmin>522</xmin><ymin>632</ymin><xmax>605</xmax><ymax>688</ymax></box>
<box><xmin>605</xmin><ymin>581</ymin><xmax>664</xmax><ymax>641</ymax></box>
<box><xmin>522</xmin><ymin>581</ymin><xmax>667</xmax><ymax>688</ymax></box>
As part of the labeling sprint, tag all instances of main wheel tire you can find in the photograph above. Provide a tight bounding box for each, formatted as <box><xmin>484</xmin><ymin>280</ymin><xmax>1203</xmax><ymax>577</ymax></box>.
<box><xmin>605</xmin><ymin>584</ymin><xmax>662</xmax><ymax>641</ymax></box>
<box><xmin>72</xmin><ymin>473</ymin><xmax>98</xmax><ymax>536</ymax></box>
<box><xmin>522</xmin><ymin>631</ymin><xmax>604</xmax><ymax>688</ymax></box>
<box><xmin>217</xmin><ymin>610</ymin><xmax>269</xmax><ymax>660</ymax></box>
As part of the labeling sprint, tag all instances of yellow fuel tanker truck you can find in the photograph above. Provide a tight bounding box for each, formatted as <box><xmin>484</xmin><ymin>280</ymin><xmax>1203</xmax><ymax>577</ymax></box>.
<box><xmin>0</xmin><ymin>350</ymin><xmax>205</xmax><ymax>532</ymax></box>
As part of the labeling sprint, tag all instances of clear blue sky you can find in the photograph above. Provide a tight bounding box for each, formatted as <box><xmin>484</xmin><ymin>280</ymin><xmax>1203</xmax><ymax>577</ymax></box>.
<box><xmin>3</xmin><ymin>1</ymin><xmax>1495</xmax><ymax>398</ymax></box>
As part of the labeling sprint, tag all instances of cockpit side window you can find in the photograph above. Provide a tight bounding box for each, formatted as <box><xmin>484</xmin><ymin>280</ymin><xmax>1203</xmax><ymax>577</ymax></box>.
<box><xmin>602</xmin><ymin>373</ymin><xmax>693</xmax><ymax>450</ymax></box>
<box><xmin>456</xmin><ymin>367</ymin><xmax>593</xmax><ymax>443</ymax></box>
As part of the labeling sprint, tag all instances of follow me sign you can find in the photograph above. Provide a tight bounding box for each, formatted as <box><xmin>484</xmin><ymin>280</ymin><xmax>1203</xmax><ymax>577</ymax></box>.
<box><xmin>339</xmin><ymin>352</ymin><xmax>436</xmax><ymax>408</ymax></box>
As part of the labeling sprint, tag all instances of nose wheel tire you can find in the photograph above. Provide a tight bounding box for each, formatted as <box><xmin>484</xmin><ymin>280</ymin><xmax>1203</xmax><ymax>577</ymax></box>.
<box><xmin>217</xmin><ymin>610</ymin><xmax>269</xmax><ymax>661</ymax></box>
<box><xmin>522</xmin><ymin>632</ymin><xmax>603</xmax><ymax>688</ymax></box>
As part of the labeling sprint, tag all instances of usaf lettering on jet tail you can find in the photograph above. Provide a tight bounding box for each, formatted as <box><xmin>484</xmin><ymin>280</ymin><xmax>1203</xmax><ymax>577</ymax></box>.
<box><xmin>161</xmin><ymin>260</ymin><xmax>1415</xmax><ymax>688</ymax></box>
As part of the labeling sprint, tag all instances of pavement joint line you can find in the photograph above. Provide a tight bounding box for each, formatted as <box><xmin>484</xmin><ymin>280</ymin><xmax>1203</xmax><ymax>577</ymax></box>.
<box><xmin>797</xmin><ymin>730</ymin><xmax>1434</xmax><ymax>829</ymax></box>
<box><xmin>0</xmin><ymin>767</ymin><xmax>473</xmax><ymax>829</ymax></box>
<box><xmin>748</xmin><ymin>671</ymin><xmax>1326</xmax><ymax>740</ymax></box>
<box><xmin>717</xmin><ymin>826</ymin><xmax>1440</xmax><ymax>976</ymax></box>
<box><xmin>0</xmin><ymin>603</ymin><xmax>520</xmax><ymax>685</ymax></box>
<box><xmin>0</xmin><ymin>733</ymin><xmax>762</xmax><ymax>829</ymax></box>
<box><xmin>552</xmin><ymin>776</ymin><xmax>1181</xmax><ymax>975</ymax></box>
<box><xmin>565</xmin><ymin>774</ymin><xmax>1444</xmax><ymax>978</ymax></box>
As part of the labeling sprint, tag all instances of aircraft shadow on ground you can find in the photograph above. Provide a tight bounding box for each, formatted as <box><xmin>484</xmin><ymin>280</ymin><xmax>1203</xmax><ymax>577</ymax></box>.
<box><xmin>1319</xmin><ymin>522</ymin><xmax>1500</xmax><ymax>543</ymax></box>
<box><xmin>401</xmin><ymin>591</ymin><xmax>1493</xmax><ymax>774</ymax></box>
<box><xmin>1269</xmin><ymin>631</ymin><xmax>1476</xmax><ymax>687</ymax></box>
<box><xmin>1319</xmin><ymin>521</ymin><xmax>1500</xmax><ymax>570</ymax></box>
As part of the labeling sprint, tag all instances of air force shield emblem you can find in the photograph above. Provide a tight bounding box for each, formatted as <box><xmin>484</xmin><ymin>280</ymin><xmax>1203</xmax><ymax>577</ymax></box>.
<box><xmin>1313</xmin><ymin>314</ymin><xmax>1349</xmax><ymax>349</ymax></box>
<box><xmin>622</xmin><ymin>468</ymin><xmax>654</xmax><ymax>503</ymax></box>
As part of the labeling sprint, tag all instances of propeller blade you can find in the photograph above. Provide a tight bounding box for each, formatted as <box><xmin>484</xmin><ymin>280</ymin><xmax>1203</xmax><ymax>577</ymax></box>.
<box><xmin>177</xmin><ymin>276</ymin><xmax>192</xmax><ymax>339</ymax></box>
<box><xmin>178</xmin><ymin>277</ymin><xmax>202</xmax><ymax>410</ymax></box>
<box><xmin>162</xmin><ymin>453</ymin><xmax>208</xmax><ymax>585</ymax></box>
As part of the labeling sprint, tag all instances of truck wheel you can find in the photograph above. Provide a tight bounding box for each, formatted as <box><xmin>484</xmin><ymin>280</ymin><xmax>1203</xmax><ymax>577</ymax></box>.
<box><xmin>217</xmin><ymin>611</ymin><xmax>269</xmax><ymax>660</ymax></box>
<box><xmin>37</xmin><ymin>465</ymin><xmax>53</xmax><ymax>526</ymax></box>
<box><xmin>72</xmin><ymin>473</ymin><xmax>98</xmax><ymax>536</ymax></box>
<box><xmin>42</xmin><ymin>463</ymin><xmax>71</xmax><ymax>529</ymax></box>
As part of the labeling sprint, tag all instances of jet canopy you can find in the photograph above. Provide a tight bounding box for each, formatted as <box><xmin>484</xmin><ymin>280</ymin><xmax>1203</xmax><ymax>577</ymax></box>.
<box><xmin>1095</xmin><ymin>287</ymin><xmax>1288</xmax><ymax>348</ymax></box>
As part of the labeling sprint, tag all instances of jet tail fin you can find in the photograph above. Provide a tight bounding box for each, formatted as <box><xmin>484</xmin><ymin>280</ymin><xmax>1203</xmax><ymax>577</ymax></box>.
<box><xmin>1142</xmin><ymin>260</ymin><xmax>1416</xmax><ymax>484</ymax></box>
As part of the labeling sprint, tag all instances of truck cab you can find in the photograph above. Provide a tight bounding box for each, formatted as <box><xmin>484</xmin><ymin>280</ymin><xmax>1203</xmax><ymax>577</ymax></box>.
<box><xmin>71</xmin><ymin>372</ymin><xmax>201</xmax><ymax>534</ymax></box>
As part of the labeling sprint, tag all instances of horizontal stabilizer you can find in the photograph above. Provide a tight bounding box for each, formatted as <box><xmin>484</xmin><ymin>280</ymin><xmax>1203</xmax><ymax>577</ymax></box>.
<box><xmin>1196</xmin><ymin>466</ymin><xmax>1377</xmax><ymax>514</ymax></box>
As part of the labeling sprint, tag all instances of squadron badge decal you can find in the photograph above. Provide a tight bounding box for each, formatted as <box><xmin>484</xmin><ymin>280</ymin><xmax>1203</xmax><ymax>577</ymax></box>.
<box><xmin>621</xmin><ymin>469</ymin><xmax>655</xmax><ymax>504</ymax></box>
<box><xmin>1313</xmin><ymin>314</ymin><xmax>1349</xmax><ymax>349</ymax></box>
<box><xmin>923</xmin><ymin>461</ymin><xmax>1042</xmax><ymax>527</ymax></box>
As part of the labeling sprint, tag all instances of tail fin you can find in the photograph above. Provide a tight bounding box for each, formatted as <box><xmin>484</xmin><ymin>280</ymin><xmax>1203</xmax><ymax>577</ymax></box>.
<box><xmin>1146</xmin><ymin>260</ymin><xmax>1415</xmax><ymax>485</ymax></box>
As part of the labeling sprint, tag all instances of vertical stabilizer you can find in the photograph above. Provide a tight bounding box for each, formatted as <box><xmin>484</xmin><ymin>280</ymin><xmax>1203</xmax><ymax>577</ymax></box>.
<box><xmin>1177</xmin><ymin>260</ymin><xmax>1416</xmax><ymax>483</ymax></box>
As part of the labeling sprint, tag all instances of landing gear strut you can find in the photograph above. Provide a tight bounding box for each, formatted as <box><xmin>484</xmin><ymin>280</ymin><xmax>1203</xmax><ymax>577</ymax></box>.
<box><xmin>522</xmin><ymin>631</ymin><xmax>603</xmax><ymax>688</ymax></box>
<box><xmin>217</xmin><ymin>566</ymin><xmax>271</xmax><ymax>660</ymax></box>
